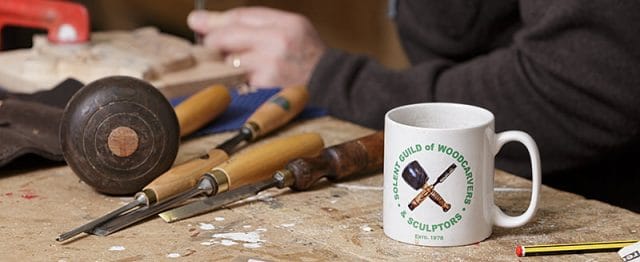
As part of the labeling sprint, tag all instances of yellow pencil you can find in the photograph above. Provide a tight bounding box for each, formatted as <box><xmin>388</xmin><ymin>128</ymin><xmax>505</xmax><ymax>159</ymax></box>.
<box><xmin>515</xmin><ymin>240</ymin><xmax>638</xmax><ymax>257</ymax></box>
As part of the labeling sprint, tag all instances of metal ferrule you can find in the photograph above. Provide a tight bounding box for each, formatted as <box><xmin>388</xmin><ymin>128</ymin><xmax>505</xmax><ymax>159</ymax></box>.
<box><xmin>205</xmin><ymin>169</ymin><xmax>229</xmax><ymax>194</ymax></box>
<box><xmin>196</xmin><ymin>176</ymin><xmax>216</xmax><ymax>195</ymax></box>
<box><xmin>139</xmin><ymin>189</ymin><xmax>156</xmax><ymax>205</ymax></box>
<box><xmin>273</xmin><ymin>169</ymin><xmax>294</xmax><ymax>189</ymax></box>
<box><xmin>243</xmin><ymin>122</ymin><xmax>260</xmax><ymax>140</ymax></box>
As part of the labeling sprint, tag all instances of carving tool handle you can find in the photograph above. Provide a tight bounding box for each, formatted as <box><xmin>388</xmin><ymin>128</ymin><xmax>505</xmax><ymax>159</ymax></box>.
<box><xmin>286</xmin><ymin>131</ymin><xmax>384</xmax><ymax>191</ymax></box>
<box><xmin>174</xmin><ymin>84</ymin><xmax>231</xmax><ymax>137</ymax></box>
<box><xmin>209</xmin><ymin>132</ymin><xmax>324</xmax><ymax>192</ymax></box>
<box><xmin>142</xmin><ymin>148</ymin><xmax>229</xmax><ymax>203</ymax></box>
<box><xmin>245</xmin><ymin>86</ymin><xmax>309</xmax><ymax>139</ymax></box>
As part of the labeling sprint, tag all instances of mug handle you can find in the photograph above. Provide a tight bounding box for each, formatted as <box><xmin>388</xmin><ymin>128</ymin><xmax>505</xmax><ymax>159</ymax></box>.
<box><xmin>492</xmin><ymin>131</ymin><xmax>541</xmax><ymax>228</ymax></box>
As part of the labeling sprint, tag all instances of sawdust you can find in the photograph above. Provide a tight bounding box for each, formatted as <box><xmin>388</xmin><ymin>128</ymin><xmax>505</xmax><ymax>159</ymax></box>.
<box><xmin>220</xmin><ymin>240</ymin><xmax>238</xmax><ymax>246</ymax></box>
<box><xmin>361</xmin><ymin>225</ymin><xmax>373</xmax><ymax>232</ymax></box>
<box><xmin>334</xmin><ymin>184</ymin><xmax>383</xmax><ymax>191</ymax></box>
<box><xmin>198</xmin><ymin>223</ymin><xmax>215</xmax><ymax>230</ymax></box>
<box><xmin>108</xmin><ymin>245</ymin><xmax>125</xmax><ymax>251</ymax></box>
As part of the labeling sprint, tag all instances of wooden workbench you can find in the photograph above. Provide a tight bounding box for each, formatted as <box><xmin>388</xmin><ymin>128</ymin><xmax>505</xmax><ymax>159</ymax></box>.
<box><xmin>0</xmin><ymin>116</ymin><xmax>638</xmax><ymax>261</ymax></box>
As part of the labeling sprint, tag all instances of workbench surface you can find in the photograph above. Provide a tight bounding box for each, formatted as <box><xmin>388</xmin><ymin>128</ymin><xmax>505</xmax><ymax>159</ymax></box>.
<box><xmin>1</xmin><ymin>117</ymin><xmax>638</xmax><ymax>261</ymax></box>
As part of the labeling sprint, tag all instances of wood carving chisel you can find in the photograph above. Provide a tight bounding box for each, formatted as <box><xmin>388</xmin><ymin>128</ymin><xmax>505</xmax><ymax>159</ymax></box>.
<box><xmin>56</xmin><ymin>86</ymin><xmax>309</xmax><ymax>242</ymax></box>
<box><xmin>91</xmin><ymin>132</ymin><xmax>325</xmax><ymax>236</ymax></box>
<box><xmin>159</xmin><ymin>131</ymin><xmax>384</xmax><ymax>223</ymax></box>
<box><xmin>193</xmin><ymin>0</ymin><xmax>206</xmax><ymax>45</ymax></box>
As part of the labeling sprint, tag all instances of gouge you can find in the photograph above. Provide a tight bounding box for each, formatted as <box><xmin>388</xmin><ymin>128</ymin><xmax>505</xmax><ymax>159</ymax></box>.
<box><xmin>159</xmin><ymin>131</ymin><xmax>384</xmax><ymax>223</ymax></box>
<box><xmin>57</xmin><ymin>86</ymin><xmax>308</xmax><ymax>242</ymax></box>
<box><xmin>91</xmin><ymin>132</ymin><xmax>324</xmax><ymax>236</ymax></box>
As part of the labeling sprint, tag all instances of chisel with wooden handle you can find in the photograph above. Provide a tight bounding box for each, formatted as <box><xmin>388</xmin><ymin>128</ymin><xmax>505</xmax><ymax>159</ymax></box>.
<box><xmin>159</xmin><ymin>131</ymin><xmax>384</xmax><ymax>223</ymax></box>
<box><xmin>91</xmin><ymin>132</ymin><xmax>324</xmax><ymax>236</ymax></box>
<box><xmin>57</xmin><ymin>86</ymin><xmax>308</xmax><ymax>242</ymax></box>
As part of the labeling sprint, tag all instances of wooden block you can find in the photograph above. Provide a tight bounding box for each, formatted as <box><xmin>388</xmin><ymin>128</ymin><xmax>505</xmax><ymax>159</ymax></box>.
<box><xmin>152</xmin><ymin>60</ymin><xmax>246</xmax><ymax>99</ymax></box>
<box><xmin>0</xmin><ymin>27</ymin><xmax>245</xmax><ymax>98</ymax></box>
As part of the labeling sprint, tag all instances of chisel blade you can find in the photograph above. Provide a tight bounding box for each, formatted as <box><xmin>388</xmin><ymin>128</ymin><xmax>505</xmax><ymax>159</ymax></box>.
<box><xmin>90</xmin><ymin>185</ymin><xmax>207</xmax><ymax>236</ymax></box>
<box><xmin>159</xmin><ymin>178</ymin><xmax>278</xmax><ymax>223</ymax></box>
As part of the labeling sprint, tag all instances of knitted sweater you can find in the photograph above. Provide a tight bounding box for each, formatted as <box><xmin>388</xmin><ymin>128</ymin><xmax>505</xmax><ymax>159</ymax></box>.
<box><xmin>307</xmin><ymin>0</ymin><xmax>640</xmax><ymax>210</ymax></box>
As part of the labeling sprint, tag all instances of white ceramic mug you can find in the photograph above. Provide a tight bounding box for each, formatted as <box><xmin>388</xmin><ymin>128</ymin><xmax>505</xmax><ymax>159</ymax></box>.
<box><xmin>383</xmin><ymin>103</ymin><xmax>541</xmax><ymax>246</ymax></box>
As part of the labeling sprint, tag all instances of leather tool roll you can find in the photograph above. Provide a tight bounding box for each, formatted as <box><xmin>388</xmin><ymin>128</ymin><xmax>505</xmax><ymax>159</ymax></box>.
<box><xmin>0</xmin><ymin>78</ymin><xmax>83</xmax><ymax>167</ymax></box>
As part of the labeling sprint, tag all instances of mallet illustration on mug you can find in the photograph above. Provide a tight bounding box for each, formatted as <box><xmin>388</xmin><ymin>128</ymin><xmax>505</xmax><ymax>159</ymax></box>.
<box><xmin>402</xmin><ymin>161</ymin><xmax>457</xmax><ymax>211</ymax></box>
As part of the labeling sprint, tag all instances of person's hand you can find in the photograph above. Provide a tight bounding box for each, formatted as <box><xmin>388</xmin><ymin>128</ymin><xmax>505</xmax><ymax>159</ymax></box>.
<box><xmin>188</xmin><ymin>7</ymin><xmax>327</xmax><ymax>88</ymax></box>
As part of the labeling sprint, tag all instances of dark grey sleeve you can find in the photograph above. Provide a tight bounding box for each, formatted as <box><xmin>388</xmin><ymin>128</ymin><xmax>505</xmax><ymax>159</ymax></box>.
<box><xmin>308</xmin><ymin>48</ymin><xmax>452</xmax><ymax>130</ymax></box>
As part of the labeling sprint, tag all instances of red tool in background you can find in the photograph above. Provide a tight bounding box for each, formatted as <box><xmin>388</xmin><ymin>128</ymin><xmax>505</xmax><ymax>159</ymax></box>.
<box><xmin>0</xmin><ymin>0</ymin><xmax>89</xmax><ymax>46</ymax></box>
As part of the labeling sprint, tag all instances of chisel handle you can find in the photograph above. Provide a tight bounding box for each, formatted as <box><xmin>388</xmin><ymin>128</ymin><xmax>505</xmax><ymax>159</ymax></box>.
<box><xmin>285</xmin><ymin>131</ymin><xmax>384</xmax><ymax>191</ymax></box>
<box><xmin>244</xmin><ymin>86</ymin><xmax>309</xmax><ymax>139</ymax></box>
<box><xmin>207</xmin><ymin>133</ymin><xmax>324</xmax><ymax>193</ymax></box>
<box><xmin>141</xmin><ymin>148</ymin><xmax>229</xmax><ymax>204</ymax></box>
<box><xmin>174</xmin><ymin>84</ymin><xmax>231</xmax><ymax>137</ymax></box>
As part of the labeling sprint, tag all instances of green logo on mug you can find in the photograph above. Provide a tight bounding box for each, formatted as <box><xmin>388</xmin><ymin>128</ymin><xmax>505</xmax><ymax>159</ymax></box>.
<box><xmin>391</xmin><ymin>143</ymin><xmax>475</xmax><ymax>236</ymax></box>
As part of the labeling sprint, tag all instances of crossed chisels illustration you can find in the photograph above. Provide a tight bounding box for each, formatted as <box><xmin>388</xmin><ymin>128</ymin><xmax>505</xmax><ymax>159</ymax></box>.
<box><xmin>402</xmin><ymin>161</ymin><xmax>457</xmax><ymax>211</ymax></box>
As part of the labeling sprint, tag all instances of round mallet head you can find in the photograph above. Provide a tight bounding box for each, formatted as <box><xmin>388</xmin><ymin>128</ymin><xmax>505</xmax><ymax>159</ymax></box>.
<box><xmin>402</xmin><ymin>160</ymin><xmax>429</xmax><ymax>190</ymax></box>
<box><xmin>60</xmin><ymin>76</ymin><xmax>179</xmax><ymax>195</ymax></box>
